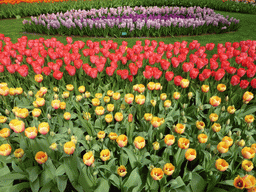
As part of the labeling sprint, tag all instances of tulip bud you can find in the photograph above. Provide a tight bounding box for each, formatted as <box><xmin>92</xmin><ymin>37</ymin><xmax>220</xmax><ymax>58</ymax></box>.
<box><xmin>93</xmin><ymin>171</ymin><xmax>98</xmax><ymax>176</ymax></box>
<box><xmin>226</xmin><ymin>119</ymin><xmax>230</xmax><ymax>125</ymax></box>
<box><xmin>236</xmin><ymin>131</ymin><xmax>241</xmax><ymax>137</ymax></box>
<box><xmin>54</xmin><ymin>94</ymin><xmax>59</xmax><ymax>99</ymax></box>
<box><xmin>28</xmin><ymin>91</ymin><xmax>33</xmax><ymax>96</ymax></box>
<box><xmin>159</xmin><ymin>133</ymin><xmax>163</xmax><ymax>139</ymax></box>
<box><xmin>85</xmin><ymin>135</ymin><xmax>91</xmax><ymax>141</ymax></box>
<box><xmin>50</xmin><ymin>131</ymin><xmax>55</xmax><ymax>137</ymax></box>
<box><xmin>221</xmin><ymin>106</ymin><xmax>225</xmax><ymax>112</ymax></box>
<box><xmin>149</xmin><ymin>165</ymin><xmax>155</xmax><ymax>171</ymax></box>
<box><xmin>183</xmin><ymin>117</ymin><xmax>187</xmax><ymax>124</ymax></box>
<box><xmin>209</xmin><ymin>171</ymin><xmax>213</xmax><ymax>176</ymax></box>
<box><xmin>197</xmin><ymin>108</ymin><xmax>200</xmax><ymax>112</ymax></box>
<box><xmin>67</xmin><ymin>128</ymin><xmax>71</xmax><ymax>134</ymax></box>
<box><xmin>5</xmin><ymin>109</ymin><xmax>9</xmax><ymax>115</ymax></box>
<box><xmin>225</xmin><ymin>96</ymin><xmax>229</xmax><ymax>102</ymax></box>
<box><xmin>181</xmin><ymin>111</ymin><xmax>185</xmax><ymax>116</ymax></box>
<box><xmin>238</xmin><ymin>139</ymin><xmax>245</xmax><ymax>147</ymax></box>
<box><xmin>183</xmin><ymin>104</ymin><xmax>186</xmax><ymax>109</ymax></box>
<box><xmin>47</xmin><ymin>114</ymin><xmax>51</xmax><ymax>119</ymax></box>
<box><xmin>235</xmin><ymin>140</ymin><xmax>239</xmax><ymax>146</ymax></box>
<box><xmin>228</xmin><ymin>131</ymin><xmax>232</xmax><ymax>137</ymax></box>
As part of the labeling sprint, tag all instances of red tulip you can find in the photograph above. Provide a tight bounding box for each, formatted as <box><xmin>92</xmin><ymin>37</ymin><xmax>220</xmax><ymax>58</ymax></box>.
<box><xmin>221</xmin><ymin>60</ymin><xmax>230</xmax><ymax>70</ymax></box>
<box><xmin>214</xmin><ymin>69</ymin><xmax>225</xmax><ymax>81</ymax></box>
<box><xmin>167</xmin><ymin>44</ymin><xmax>174</xmax><ymax>52</ymax></box>
<box><xmin>230</xmin><ymin>75</ymin><xmax>240</xmax><ymax>86</ymax></box>
<box><xmin>196</xmin><ymin>58</ymin><xmax>205</xmax><ymax>69</ymax></box>
<box><xmin>190</xmin><ymin>68</ymin><xmax>199</xmax><ymax>79</ymax></box>
<box><xmin>33</xmin><ymin>65</ymin><xmax>42</xmax><ymax>74</ymax></box>
<box><xmin>17</xmin><ymin>65</ymin><xmax>29</xmax><ymax>77</ymax></box>
<box><xmin>171</xmin><ymin>57</ymin><xmax>179</xmax><ymax>68</ymax></box>
<box><xmin>129</xmin><ymin>63</ymin><xmax>138</xmax><ymax>76</ymax></box>
<box><xmin>182</xmin><ymin>62</ymin><xmax>193</xmax><ymax>72</ymax></box>
<box><xmin>144</xmin><ymin>51</ymin><xmax>150</xmax><ymax>60</ymax></box>
<box><xmin>153</xmin><ymin>67</ymin><xmax>162</xmax><ymax>79</ymax></box>
<box><xmin>202</xmin><ymin>69</ymin><xmax>212</xmax><ymax>79</ymax></box>
<box><xmin>250</xmin><ymin>79</ymin><xmax>256</xmax><ymax>88</ymax></box>
<box><xmin>74</xmin><ymin>59</ymin><xmax>83</xmax><ymax>69</ymax></box>
<box><xmin>247</xmin><ymin>68</ymin><xmax>255</xmax><ymax>78</ymax></box>
<box><xmin>42</xmin><ymin>67</ymin><xmax>51</xmax><ymax>76</ymax></box>
<box><xmin>65</xmin><ymin>65</ymin><xmax>76</xmax><ymax>76</ymax></box>
<box><xmin>106</xmin><ymin>67</ymin><xmax>115</xmax><ymax>76</ymax></box>
<box><xmin>199</xmin><ymin>74</ymin><xmax>206</xmax><ymax>81</ymax></box>
<box><xmin>240</xmin><ymin>80</ymin><xmax>249</xmax><ymax>89</ymax></box>
<box><xmin>165</xmin><ymin>71</ymin><xmax>174</xmax><ymax>81</ymax></box>
<box><xmin>88</xmin><ymin>68</ymin><xmax>97</xmax><ymax>79</ymax></box>
<box><xmin>166</xmin><ymin>51</ymin><xmax>172</xmax><ymax>59</ymax></box>
<box><xmin>174</xmin><ymin>76</ymin><xmax>183</xmax><ymax>86</ymax></box>
<box><xmin>6</xmin><ymin>65</ymin><xmax>15</xmax><ymax>74</ymax></box>
<box><xmin>160</xmin><ymin>60</ymin><xmax>170</xmax><ymax>71</ymax></box>
<box><xmin>128</xmin><ymin>75</ymin><xmax>133</xmax><ymax>82</ymax></box>
<box><xmin>148</xmin><ymin>56</ymin><xmax>155</xmax><ymax>65</ymax></box>
<box><xmin>189</xmin><ymin>54</ymin><xmax>198</xmax><ymax>64</ymax></box>
<box><xmin>136</xmin><ymin>61</ymin><xmax>143</xmax><ymax>68</ymax></box>
<box><xmin>237</xmin><ymin>68</ymin><xmax>246</xmax><ymax>77</ymax></box>
<box><xmin>226</xmin><ymin>67</ymin><xmax>236</xmax><ymax>74</ymax></box>
<box><xmin>145</xmin><ymin>39</ymin><xmax>150</xmax><ymax>46</ymax></box>
<box><xmin>206</xmin><ymin>43</ymin><xmax>215</xmax><ymax>51</ymax></box>
<box><xmin>232</xmin><ymin>42</ymin><xmax>240</xmax><ymax>49</ymax></box>
<box><xmin>173</xmin><ymin>47</ymin><xmax>179</xmax><ymax>55</ymax></box>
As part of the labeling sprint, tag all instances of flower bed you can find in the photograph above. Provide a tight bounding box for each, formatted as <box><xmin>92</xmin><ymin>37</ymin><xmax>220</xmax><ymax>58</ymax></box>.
<box><xmin>0</xmin><ymin>79</ymin><xmax>256</xmax><ymax>191</ymax></box>
<box><xmin>22</xmin><ymin>6</ymin><xmax>241</xmax><ymax>37</ymax></box>
<box><xmin>1</xmin><ymin>33</ymin><xmax>256</xmax><ymax>191</ymax></box>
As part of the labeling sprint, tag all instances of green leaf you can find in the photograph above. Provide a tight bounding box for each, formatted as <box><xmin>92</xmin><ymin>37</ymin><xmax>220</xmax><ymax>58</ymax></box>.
<box><xmin>109</xmin><ymin>174</ymin><xmax>120</xmax><ymax>188</ymax></box>
<box><xmin>9</xmin><ymin>182</ymin><xmax>30</xmax><ymax>192</ymax></box>
<box><xmin>170</xmin><ymin>176</ymin><xmax>185</xmax><ymax>189</ymax></box>
<box><xmin>218</xmin><ymin>180</ymin><xmax>234</xmax><ymax>186</ymax></box>
<box><xmin>57</xmin><ymin>175</ymin><xmax>68</xmax><ymax>192</ymax></box>
<box><xmin>78</xmin><ymin>166</ymin><xmax>94</xmax><ymax>191</ymax></box>
<box><xmin>0</xmin><ymin>172</ymin><xmax>27</xmax><ymax>181</ymax></box>
<box><xmin>30</xmin><ymin>177</ymin><xmax>40</xmax><ymax>192</ymax></box>
<box><xmin>123</xmin><ymin>167</ymin><xmax>142</xmax><ymax>192</ymax></box>
<box><xmin>190</xmin><ymin>172</ymin><xmax>207</xmax><ymax>192</ymax></box>
<box><xmin>239</xmin><ymin>105</ymin><xmax>256</xmax><ymax>117</ymax></box>
<box><xmin>56</xmin><ymin>164</ymin><xmax>65</xmax><ymax>176</ymax></box>
<box><xmin>122</xmin><ymin>148</ymin><xmax>137</xmax><ymax>169</ymax></box>
<box><xmin>211</xmin><ymin>187</ymin><xmax>228</xmax><ymax>192</ymax></box>
<box><xmin>26</xmin><ymin>166</ymin><xmax>41</xmax><ymax>182</ymax></box>
<box><xmin>12</xmin><ymin>161</ymin><xmax>23</xmax><ymax>173</ymax></box>
<box><xmin>94</xmin><ymin>178</ymin><xmax>110</xmax><ymax>192</ymax></box>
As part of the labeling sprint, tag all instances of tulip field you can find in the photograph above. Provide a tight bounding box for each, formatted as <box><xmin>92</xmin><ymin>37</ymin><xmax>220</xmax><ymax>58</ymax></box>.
<box><xmin>0</xmin><ymin>0</ymin><xmax>256</xmax><ymax>192</ymax></box>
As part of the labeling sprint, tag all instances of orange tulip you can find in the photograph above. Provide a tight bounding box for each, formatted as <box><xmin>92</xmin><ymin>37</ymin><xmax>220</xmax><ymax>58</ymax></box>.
<box><xmin>63</xmin><ymin>141</ymin><xmax>76</xmax><ymax>155</ymax></box>
<box><xmin>164</xmin><ymin>134</ymin><xmax>175</xmax><ymax>146</ymax></box>
<box><xmin>35</xmin><ymin>151</ymin><xmax>48</xmax><ymax>164</ymax></box>
<box><xmin>241</xmin><ymin>147</ymin><xmax>255</xmax><ymax>159</ymax></box>
<box><xmin>0</xmin><ymin>144</ymin><xmax>12</xmax><ymax>156</ymax></box>
<box><xmin>150</xmin><ymin>168</ymin><xmax>164</xmax><ymax>180</ymax></box>
<box><xmin>83</xmin><ymin>151</ymin><xmax>94</xmax><ymax>166</ymax></box>
<box><xmin>116</xmin><ymin>134</ymin><xmax>128</xmax><ymax>148</ymax></box>
<box><xmin>100</xmin><ymin>149</ymin><xmax>110</xmax><ymax>161</ymax></box>
<box><xmin>178</xmin><ymin>138</ymin><xmax>190</xmax><ymax>149</ymax></box>
<box><xmin>215</xmin><ymin>158</ymin><xmax>229</xmax><ymax>171</ymax></box>
<box><xmin>134</xmin><ymin>136</ymin><xmax>146</xmax><ymax>149</ymax></box>
<box><xmin>163</xmin><ymin>163</ymin><xmax>175</xmax><ymax>176</ymax></box>
<box><xmin>242</xmin><ymin>160</ymin><xmax>254</xmax><ymax>172</ymax></box>
<box><xmin>198</xmin><ymin>134</ymin><xmax>208</xmax><ymax>143</ymax></box>
<box><xmin>185</xmin><ymin>148</ymin><xmax>196</xmax><ymax>161</ymax></box>
<box><xmin>117</xmin><ymin>165</ymin><xmax>127</xmax><ymax>177</ymax></box>
<box><xmin>217</xmin><ymin>141</ymin><xmax>229</xmax><ymax>153</ymax></box>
